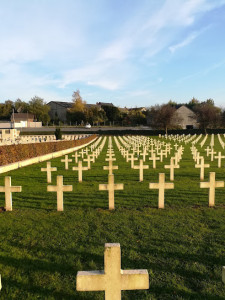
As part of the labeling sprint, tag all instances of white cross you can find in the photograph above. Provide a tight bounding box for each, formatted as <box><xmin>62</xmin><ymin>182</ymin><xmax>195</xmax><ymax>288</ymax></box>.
<box><xmin>76</xmin><ymin>243</ymin><xmax>149</xmax><ymax>299</ymax></box>
<box><xmin>127</xmin><ymin>154</ymin><xmax>138</xmax><ymax>168</ymax></box>
<box><xmin>47</xmin><ymin>175</ymin><xmax>73</xmax><ymax>211</ymax></box>
<box><xmin>149</xmin><ymin>153</ymin><xmax>160</xmax><ymax>169</ymax></box>
<box><xmin>149</xmin><ymin>173</ymin><xmax>174</xmax><ymax>209</ymax></box>
<box><xmin>83</xmin><ymin>155</ymin><xmax>94</xmax><ymax>169</ymax></box>
<box><xmin>61</xmin><ymin>155</ymin><xmax>72</xmax><ymax>170</ymax></box>
<box><xmin>164</xmin><ymin>158</ymin><xmax>180</xmax><ymax>181</ymax></box>
<box><xmin>0</xmin><ymin>177</ymin><xmax>22</xmax><ymax>211</ymax></box>
<box><xmin>195</xmin><ymin>157</ymin><xmax>210</xmax><ymax>180</ymax></box>
<box><xmin>209</xmin><ymin>148</ymin><xmax>216</xmax><ymax>161</ymax></box>
<box><xmin>215</xmin><ymin>152</ymin><xmax>225</xmax><ymax>168</ymax></box>
<box><xmin>72</xmin><ymin>152</ymin><xmax>81</xmax><ymax>163</ymax></box>
<box><xmin>103</xmin><ymin>160</ymin><xmax>118</xmax><ymax>175</ymax></box>
<box><xmin>99</xmin><ymin>174</ymin><xmax>123</xmax><ymax>210</ymax></box>
<box><xmin>72</xmin><ymin>161</ymin><xmax>89</xmax><ymax>182</ymax></box>
<box><xmin>200</xmin><ymin>172</ymin><xmax>224</xmax><ymax>207</ymax></box>
<box><xmin>133</xmin><ymin>160</ymin><xmax>149</xmax><ymax>182</ymax></box>
<box><xmin>41</xmin><ymin>161</ymin><xmax>57</xmax><ymax>183</ymax></box>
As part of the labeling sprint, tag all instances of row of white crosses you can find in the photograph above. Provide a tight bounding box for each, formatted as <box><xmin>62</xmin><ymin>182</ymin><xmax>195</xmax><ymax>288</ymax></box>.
<box><xmin>40</xmin><ymin>137</ymin><xmax>107</xmax><ymax>211</ymax></box>
<box><xmin>0</xmin><ymin>137</ymin><xmax>105</xmax><ymax>211</ymax></box>
<box><xmin>99</xmin><ymin>137</ymin><xmax>123</xmax><ymax>210</ymax></box>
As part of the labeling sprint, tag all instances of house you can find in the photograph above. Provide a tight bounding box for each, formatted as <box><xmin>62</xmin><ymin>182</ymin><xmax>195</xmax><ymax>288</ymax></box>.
<box><xmin>174</xmin><ymin>105</ymin><xmax>198</xmax><ymax>129</ymax></box>
<box><xmin>47</xmin><ymin>101</ymin><xmax>73</xmax><ymax>123</ymax></box>
<box><xmin>10</xmin><ymin>113</ymin><xmax>42</xmax><ymax>128</ymax></box>
<box><xmin>129</xmin><ymin>107</ymin><xmax>147</xmax><ymax>113</ymax></box>
<box><xmin>96</xmin><ymin>102</ymin><xmax>114</xmax><ymax>108</ymax></box>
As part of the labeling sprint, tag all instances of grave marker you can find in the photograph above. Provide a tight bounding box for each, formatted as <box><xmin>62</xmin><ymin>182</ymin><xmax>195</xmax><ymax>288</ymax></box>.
<box><xmin>61</xmin><ymin>155</ymin><xmax>72</xmax><ymax>170</ymax></box>
<box><xmin>195</xmin><ymin>158</ymin><xmax>210</xmax><ymax>180</ymax></box>
<box><xmin>0</xmin><ymin>177</ymin><xmax>22</xmax><ymax>211</ymax></box>
<box><xmin>200</xmin><ymin>172</ymin><xmax>224</xmax><ymax>207</ymax></box>
<box><xmin>99</xmin><ymin>174</ymin><xmax>123</xmax><ymax>210</ymax></box>
<box><xmin>41</xmin><ymin>162</ymin><xmax>57</xmax><ymax>183</ymax></box>
<box><xmin>133</xmin><ymin>160</ymin><xmax>149</xmax><ymax>182</ymax></box>
<box><xmin>72</xmin><ymin>161</ymin><xmax>89</xmax><ymax>182</ymax></box>
<box><xmin>47</xmin><ymin>175</ymin><xmax>73</xmax><ymax>211</ymax></box>
<box><xmin>149</xmin><ymin>173</ymin><xmax>174</xmax><ymax>209</ymax></box>
<box><xmin>76</xmin><ymin>243</ymin><xmax>149</xmax><ymax>299</ymax></box>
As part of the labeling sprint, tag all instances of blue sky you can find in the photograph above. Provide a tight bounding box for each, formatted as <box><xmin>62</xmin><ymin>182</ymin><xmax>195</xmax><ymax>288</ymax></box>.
<box><xmin>0</xmin><ymin>0</ymin><xmax>225</xmax><ymax>108</ymax></box>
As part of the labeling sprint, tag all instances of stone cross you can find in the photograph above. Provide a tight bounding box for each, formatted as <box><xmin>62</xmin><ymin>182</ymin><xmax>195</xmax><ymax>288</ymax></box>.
<box><xmin>200</xmin><ymin>172</ymin><xmax>224</xmax><ymax>207</ymax></box>
<box><xmin>208</xmin><ymin>148</ymin><xmax>216</xmax><ymax>161</ymax></box>
<box><xmin>99</xmin><ymin>174</ymin><xmax>123</xmax><ymax>210</ymax></box>
<box><xmin>0</xmin><ymin>176</ymin><xmax>22</xmax><ymax>211</ymax></box>
<box><xmin>79</xmin><ymin>148</ymin><xmax>86</xmax><ymax>159</ymax></box>
<box><xmin>72</xmin><ymin>152</ymin><xmax>81</xmax><ymax>163</ymax></box>
<box><xmin>73</xmin><ymin>161</ymin><xmax>89</xmax><ymax>182</ymax></box>
<box><xmin>128</xmin><ymin>154</ymin><xmax>138</xmax><ymax>168</ymax></box>
<box><xmin>133</xmin><ymin>160</ymin><xmax>149</xmax><ymax>182</ymax></box>
<box><xmin>41</xmin><ymin>161</ymin><xmax>57</xmax><ymax>183</ymax></box>
<box><xmin>76</xmin><ymin>243</ymin><xmax>149</xmax><ymax>299</ymax></box>
<box><xmin>61</xmin><ymin>155</ymin><xmax>72</xmax><ymax>170</ymax></box>
<box><xmin>164</xmin><ymin>158</ymin><xmax>180</xmax><ymax>181</ymax></box>
<box><xmin>149</xmin><ymin>153</ymin><xmax>160</xmax><ymax>169</ymax></box>
<box><xmin>105</xmin><ymin>157</ymin><xmax>116</xmax><ymax>162</ymax></box>
<box><xmin>47</xmin><ymin>175</ymin><xmax>73</xmax><ymax>211</ymax></box>
<box><xmin>83</xmin><ymin>155</ymin><xmax>94</xmax><ymax>169</ymax></box>
<box><xmin>149</xmin><ymin>173</ymin><xmax>174</xmax><ymax>209</ymax></box>
<box><xmin>195</xmin><ymin>157</ymin><xmax>210</xmax><ymax>180</ymax></box>
<box><xmin>205</xmin><ymin>146</ymin><xmax>211</xmax><ymax>156</ymax></box>
<box><xmin>103</xmin><ymin>160</ymin><xmax>118</xmax><ymax>175</ymax></box>
<box><xmin>215</xmin><ymin>152</ymin><xmax>225</xmax><ymax>168</ymax></box>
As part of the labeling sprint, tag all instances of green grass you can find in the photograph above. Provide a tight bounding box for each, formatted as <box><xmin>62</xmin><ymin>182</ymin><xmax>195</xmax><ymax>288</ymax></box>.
<box><xmin>0</xmin><ymin>135</ymin><xmax>225</xmax><ymax>299</ymax></box>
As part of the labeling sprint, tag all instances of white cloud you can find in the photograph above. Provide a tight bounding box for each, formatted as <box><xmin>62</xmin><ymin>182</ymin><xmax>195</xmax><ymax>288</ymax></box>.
<box><xmin>169</xmin><ymin>32</ymin><xmax>200</xmax><ymax>53</ymax></box>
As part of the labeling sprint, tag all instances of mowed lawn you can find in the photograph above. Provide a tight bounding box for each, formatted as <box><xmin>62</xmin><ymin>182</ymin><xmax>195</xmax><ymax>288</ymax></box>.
<box><xmin>0</xmin><ymin>135</ymin><xmax>225</xmax><ymax>299</ymax></box>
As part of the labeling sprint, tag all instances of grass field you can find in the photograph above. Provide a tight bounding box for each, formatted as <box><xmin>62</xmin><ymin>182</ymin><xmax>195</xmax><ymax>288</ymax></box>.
<box><xmin>0</xmin><ymin>135</ymin><xmax>225</xmax><ymax>299</ymax></box>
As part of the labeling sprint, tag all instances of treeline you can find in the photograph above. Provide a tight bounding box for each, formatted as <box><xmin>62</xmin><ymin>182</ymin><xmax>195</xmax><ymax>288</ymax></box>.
<box><xmin>1</xmin><ymin>91</ymin><xmax>225</xmax><ymax>130</ymax></box>
<box><xmin>65</xmin><ymin>90</ymin><xmax>147</xmax><ymax>126</ymax></box>
<box><xmin>0</xmin><ymin>96</ymin><xmax>50</xmax><ymax>125</ymax></box>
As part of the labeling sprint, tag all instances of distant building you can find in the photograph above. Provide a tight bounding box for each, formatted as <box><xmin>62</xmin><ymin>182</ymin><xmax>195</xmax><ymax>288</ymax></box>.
<box><xmin>47</xmin><ymin>101</ymin><xmax>73</xmax><ymax>123</ymax></box>
<box><xmin>174</xmin><ymin>105</ymin><xmax>198</xmax><ymax>129</ymax></box>
<box><xmin>47</xmin><ymin>101</ymin><xmax>113</xmax><ymax>123</ymax></box>
<box><xmin>96</xmin><ymin>102</ymin><xmax>114</xmax><ymax>108</ymax></box>
<box><xmin>129</xmin><ymin>107</ymin><xmax>147</xmax><ymax>112</ymax></box>
<box><xmin>10</xmin><ymin>113</ymin><xmax>42</xmax><ymax>128</ymax></box>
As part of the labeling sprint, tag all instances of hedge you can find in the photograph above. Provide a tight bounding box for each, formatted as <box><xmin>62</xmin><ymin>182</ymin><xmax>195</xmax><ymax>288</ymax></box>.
<box><xmin>0</xmin><ymin>135</ymin><xmax>97</xmax><ymax>166</ymax></box>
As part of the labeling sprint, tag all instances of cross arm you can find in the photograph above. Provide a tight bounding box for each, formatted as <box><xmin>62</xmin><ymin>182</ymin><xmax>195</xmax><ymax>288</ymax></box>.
<box><xmin>47</xmin><ymin>186</ymin><xmax>57</xmax><ymax>192</ymax></box>
<box><xmin>121</xmin><ymin>269</ymin><xmax>149</xmax><ymax>290</ymax></box>
<box><xmin>11</xmin><ymin>186</ymin><xmax>22</xmax><ymax>192</ymax></box>
<box><xmin>114</xmin><ymin>184</ymin><xmax>124</xmax><ymax>190</ymax></box>
<box><xmin>99</xmin><ymin>184</ymin><xmax>108</xmax><ymax>191</ymax></box>
<box><xmin>76</xmin><ymin>270</ymin><xmax>105</xmax><ymax>291</ymax></box>
<box><xmin>63</xmin><ymin>186</ymin><xmax>73</xmax><ymax>192</ymax></box>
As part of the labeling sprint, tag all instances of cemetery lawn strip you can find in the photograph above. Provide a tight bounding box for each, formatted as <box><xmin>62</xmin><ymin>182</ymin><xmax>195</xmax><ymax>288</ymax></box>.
<box><xmin>0</xmin><ymin>135</ymin><xmax>224</xmax><ymax>299</ymax></box>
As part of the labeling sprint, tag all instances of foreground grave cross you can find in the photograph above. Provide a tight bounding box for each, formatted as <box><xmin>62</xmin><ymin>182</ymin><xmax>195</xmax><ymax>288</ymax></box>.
<box><xmin>41</xmin><ymin>162</ymin><xmax>57</xmax><ymax>183</ymax></box>
<box><xmin>149</xmin><ymin>173</ymin><xmax>174</xmax><ymax>209</ymax></box>
<box><xmin>61</xmin><ymin>155</ymin><xmax>72</xmax><ymax>170</ymax></box>
<box><xmin>164</xmin><ymin>158</ymin><xmax>180</xmax><ymax>181</ymax></box>
<box><xmin>72</xmin><ymin>161</ymin><xmax>89</xmax><ymax>182</ymax></box>
<box><xmin>76</xmin><ymin>243</ymin><xmax>149</xmax><ymax>300</ymax></box>
<box><xmin>47</xmin><ymin>175</ymin><xmax>73</xmax><ymax>211</ymax></box>
<box><xmin>99</xmin><ymin>174</ymin><xmax>123</xmax><ymax>210</ymax></box>
<box><xmin>103</xmin><ymin>160</ymin><xmax>118</xmax><ymax>175</ymax></box>
<box><xmin>0</xmin><ymin>177</ymin><xmax>22</xmax><ymax>211</ymax></box>
<box><xmin>0</xmin><ymin>274</ymin><xmax>1</xmax><ymax>290</ymax></box>
<box><xmin>195</xmin><ymin>157</ymin><xmax>210</xmax><ymax>180</ymax></box>
<box><xmin>133</xmin><ymin>159</ymin><xmax>149</xmax><ymax>182</ymax></box>
<box><xmin>200</xmin><ymin>172</ymin><xmax>224</xmax><ymax>207</ymax></box>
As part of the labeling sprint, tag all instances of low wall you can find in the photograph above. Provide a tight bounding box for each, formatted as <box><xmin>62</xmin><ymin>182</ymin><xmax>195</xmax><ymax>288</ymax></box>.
<box><xmin>0</xmin><ymin>135</ymin><xmax>97</xmax><ymax>174</ymax></box>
